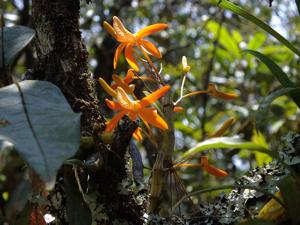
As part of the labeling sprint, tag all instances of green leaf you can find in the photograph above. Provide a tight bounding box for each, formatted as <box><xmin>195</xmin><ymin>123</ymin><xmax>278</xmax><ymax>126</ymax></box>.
<box><xmin>211</xmin><ymin>0</ymin><xmax>300</xmax><ymax>57</ymax></box>
<box><xmin>178</xmin><ymin>137</ymin><xmax>274</xmax><ymax>161</ymax></box>
<box><xmin>247</xmin><ymin>33</ymin><xmax>266</xmax><ymax>50</ymax></box>
<box><xmin>256</xmin><ymin>88</ymin><xmax>300</xmax><ymax>128</ymax></box>
<box><xmin>244</xmin><ymin>50</ymin><xmax>294</xmax><ymax>87</ymax></box>
<box><xmin>0</xmin><ymin>80</ymin><xmax>81</xmax><ymax>189</ymax></box>
<box><xmin>206</xmin><ymin>21</ymin><xmax>240</xmax><ymax>57</ymax></box>
<box><xmin>252</xmin><ymin>131</ymin><xmax>272</xmax><ymax>166</ymax></box>
<box><xmin>0</xmin><ymin>26</ymin><xmax>35</xmax><ymax>67</ymax></box>
<box><xmin>238</xmin><ymin>218</ymin><xmax>275</xmax><ymax>225</ymax></box>
<box><xmin>279</xmin><ymin>175</ymin><xmax>300</xmax><ymax>223</ymax></box>
<box><xmin>244</xmin><ymin>50</ymin><xmax>300</xmax><ymax>108</ymax></box>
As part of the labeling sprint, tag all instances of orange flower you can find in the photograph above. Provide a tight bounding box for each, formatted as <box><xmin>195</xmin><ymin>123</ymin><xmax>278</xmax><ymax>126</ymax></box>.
<box><xmin>207</xmin><ymin>83</ymin><xmax>237</xmax><ymax>100</ymax></box>
<box><xmin>174</xmin><ymin>156</ymin><xmax>228</xmax><ymax>177</ymax></box>
<box><xmin>132</xmin><ymin>127</ymin><xmax>143</xmax><ymax>141</ymax></box>
<box><xmin>111</xmin><ymin>69</ymin><xmax>135</xmax><ymax>94</ymax></box>
<box><xmin>104</xmin><ymin>86</ymin><xmax>170</xmax><ymax>132</ymax></box>
<box><xmin>103</xmin><ymin>16</ymin><xmax>168</xmax><ymax>71</ymax></box>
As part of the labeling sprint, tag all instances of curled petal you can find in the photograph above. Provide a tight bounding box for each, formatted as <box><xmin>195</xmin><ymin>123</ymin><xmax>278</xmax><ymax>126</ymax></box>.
<box><xmin>116</xmin><ymin>87</ymin><xmax>134</xmax><ymax>110</ymax></box>
<box><xmin>103</xmin><ymin>21</ymin><xmax>117</xmax><ymax>40</ymax></box>
<box><xmin>140</xmin><ymin>39</ymin><xmax>162</xmax><ymax>58</ymax></box>
<box><xmin>139</xmin><ymin>108</ymin><xmax>168</xmax><ymax>130</ymax></box>
<box><xmin>99</xmin><ymin>78</ymin><xmax>117</xmax><ymax>98</ymax></box>
<box><xmin>112</xmin><ymin>74</ymin><xmax>134</xmax><ymax>93</ymax></box>
<box><xmin>105</xmin><ymin>111</ymin><xmax>127</xmax><ymax>132</ymax></box>
<box><xmin>173</xmin><ymin>106</ymin><xmax>183</xmax><ymax>112</ymax></box>
<box><xmin>211</xmin><ymin>117</ymin><xmax>236</xmax><ymax>138</ymax></box>
<box><xmin>207</xmin><ymin>83</ymin><xmax>238</xmax><ymax>100</ymax></box>
<box><xmin>112</xmin><ymin>16</ymin><xmax>135</xmax><ymax>42</ymax></box>
<box><xmin>135</xmin><ymin>23</ymin><xmax>168</xmax><ymax>39</ymax></box>
<box><xmin>105</xmin><ymin>99</ymin><xmax>122</xmax><ymax>110</ymax></box>
<box><xmin>174</xmin><ymin>163</ymin><xmax>201</xmax><ymax>168</ymax></box>
<box><xmin>125</xmin><ymin>45</ymin><xmax>139</xmax><ymax>71</ymax></box>
<box><xmin>133</xmin><ymin>127</ymin><xmax>143</xmax><ymax>141</ymax></box>
<box><xmin>139</xmin><ymin>85</ymin><xmax>170</xmax><ymax>107</ymax></box>
<box><xmin>203</xmin><ymin>165</ymin><xmax>228</xmax><ymax>177</ymax></box>
<box><xmin>124</xmin><ymin>69</ymin><xmax>135</xmax><ymax>84</ymax></box>
<box><xmin>114</xmin><ymin>43</ymin><xmax>126</xmax><ymax>69</ymax></box>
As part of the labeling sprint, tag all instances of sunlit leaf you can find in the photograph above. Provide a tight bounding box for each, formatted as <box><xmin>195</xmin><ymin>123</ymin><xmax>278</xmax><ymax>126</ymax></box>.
<box><xmin>0</xmin><ymin>80</ymin><xmax>81</xmax><ymax>189</ymax></box>
<box><xmin>179</xmin><ymin>137</ymin><xmax>274</xmax><ymax>161</ymax></box>
<box><xmin>211</xmin><ymin>0</ymin><xmax>300</xmax><ymax>57</ymax></box>
<box><xmin>247</xmin><ymin>33</ymin><xmax>266</xmax><ymax>50</ymax></box>
<box><xmin>206</xmin><ymin>21</ymin><xmax>240</xmax><ymax>57</ymax></box>
<box><xmin>252</xmin><ymin>131</ymin><xmax>272</xmax><ymax>166</ymax></box>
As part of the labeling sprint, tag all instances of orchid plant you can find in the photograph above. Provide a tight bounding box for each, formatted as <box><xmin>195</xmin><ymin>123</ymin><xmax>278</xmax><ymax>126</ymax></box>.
<box><xmin>100</xmin><ymin>16</ymin><xmax>237</xmax><ymax>215</ymax></box>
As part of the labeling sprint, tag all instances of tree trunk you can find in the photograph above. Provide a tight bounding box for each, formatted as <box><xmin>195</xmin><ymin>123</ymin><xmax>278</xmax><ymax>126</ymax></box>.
<box><xmin>31</xmin><ymin>0</ymin><xmax>144</xmax><ymax>224</ymax></box>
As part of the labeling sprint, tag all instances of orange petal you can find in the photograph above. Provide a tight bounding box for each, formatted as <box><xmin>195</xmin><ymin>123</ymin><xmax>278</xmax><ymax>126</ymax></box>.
<box><xmin>116</xmin><ymin>87</ymin><xmax>134</xmax><ymax>110</ymax></box>
<box><xmin>105</xmin><ymin>99</ymin><xmax>122</xmax><ymax>110</ymax></box>
<box><xmin>135</xmin><ymin>23</ymin><xmax>168</xmax><ymax>39</ymax></box>
<box><xmin>125</xmin><ymin>45</ymin><xmax>139</xmax><ymax>72</ymax></box>
<box><xmin>124</xmin><ymin>69</ymin><xmax>135</xmax><ymax>84</ymax></box>
<box><xmin>112</xmin><ymin>74</ymin><xmax>133</xmax><ymax>94</ymax></box>
<box><xmin>103</xmin><ymin>21</ymin><xmax>117</xmax><ymax>40</ymax></box>
<box><xmin>99</xmin><ymin>78</ymin><xmax>117</xmax><ymax>98</ymax></box>
<box><xmin>211</xmin><ymin>117</ymin><xmax>236</xmax><ymax>138</ymax></box>
<box><xmin>139</xmin><ymin>108</ymin><xmax>168</xmax><ymax>130</ymax></box>
<box><xmin>112</xmin><ymin>16</ymin><xmax>135</xmax><ymax>42</ymax></box>
<box><xmin>114</xmin><ymin>43</ymin><xmax>126</xmax><ymax>69</ymax></box>
<box><xmin>105</xmin><ymin>111</ymin><xmax>127</xmax><ymax>132</ymax></box>
<box><xmin>140</xmin><ymin>39</ymin><xmax>162</xmax><ymax>58</ymax></box>
<box><xmin>173</xmin><ymin>106</ymin><xmax>183</xmax><ymax>112</ymax></box>
<box><xmin>174</xmin><ymin>163</ymin><xmax>201</xmax><ymax>168</ymax></box>
<box><xmin>207</xmin><ymin>83</ymin><xmax>238</xmax><ymax>100</ymax></box>
<box><xmin>133</xmin><ymin>127</ymin><xmax>143</xmax><ymax>141</ymax></box>
<box><xmin>139</xmin><ymin>85</ymin><xmax>170</xmax><ymax>107</ymax></box>
<box><xmin>203</xmin><ymin>165</ymin><xmax>228</xmax><ymax>177</ymax></box>
<box><xmin>200</xmin><ymin>156</ymin><xmax>209</xmax><ymax>167</ymax></box>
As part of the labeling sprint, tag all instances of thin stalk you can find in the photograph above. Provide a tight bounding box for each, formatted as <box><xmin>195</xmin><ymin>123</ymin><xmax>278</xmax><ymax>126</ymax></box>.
<box><xmin>174</xmin><ymin>73</ymin><xmax>187</xmax><ymax>105</ymax></box>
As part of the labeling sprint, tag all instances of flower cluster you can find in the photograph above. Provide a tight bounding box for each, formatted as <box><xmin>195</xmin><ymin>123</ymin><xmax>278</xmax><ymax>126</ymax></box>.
<box><xmin>101</xmin><ymin>17</ymin><xmax>237</xmax><ymax>177</ymax></box>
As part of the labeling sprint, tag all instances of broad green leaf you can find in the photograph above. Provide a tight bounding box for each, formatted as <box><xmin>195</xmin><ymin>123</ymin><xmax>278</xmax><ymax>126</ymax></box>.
<box><xmin>252</xmin><ymin>131</ymin><xmax>272</xmax><ymax>166</ymax></box>
<box><xmin>279</xmin><ymin>175</ymin><xmax>300</xmax><ymax>223</ymax></box>
<box><xmin>206</xmin><ymin>21</ymin><xmax>240</xmax><ymax>57</ymax></box>
<box><xmin>0</xmin><ymin>26</ymin><xmax>35</xmax><ymax>67</ymax></box>
<box><xmin>256</xmin><ymin>88</ymin><xmax>300</xmax><ymax>128</ymax></box>
<box><xmin>244</xmin><ymin>50</ymin><xmax>300</xmax><ymax>108</ymax></box>
<box><xmin>211</xmin><ymin>0</ymin><xmax>300</xmax><ymax>57</ymax></box>
<box><xmin>247</xmin><ymin>33</ymin><xmax>266</xmax><ymax>50</ymax></box>
<box><xmin>179</xmin><ymin>137</ymin><xmax>274</xmax><ymax>161</ymax></box>
<box><xmin>232</xmin><ymin>30</ymin><xmax>243</xmax><ymax>43</ymax></box>
<box><xmin>0</xmin><ymin>80</ymin><xmax>81</xmax><ymax>189</ymax></box>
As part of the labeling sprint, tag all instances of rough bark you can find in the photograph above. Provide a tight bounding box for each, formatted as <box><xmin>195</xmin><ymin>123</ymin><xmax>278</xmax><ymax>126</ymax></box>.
<box><xmin>31</xmin><ymin>0</ymin><xmax>144</xmax><ymax>224</ymax></box>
